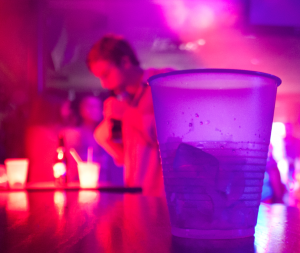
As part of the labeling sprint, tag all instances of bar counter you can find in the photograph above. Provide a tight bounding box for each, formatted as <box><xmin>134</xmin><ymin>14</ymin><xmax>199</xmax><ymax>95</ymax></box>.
<box><xmin>0</xmin><ymin>185</ymin><xmax>299</xmax><ymax>253</ymax></box>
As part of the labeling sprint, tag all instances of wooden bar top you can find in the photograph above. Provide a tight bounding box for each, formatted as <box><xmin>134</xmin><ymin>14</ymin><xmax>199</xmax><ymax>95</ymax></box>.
<box><xmin>0</xmin><ymin>181</ymin><xmax>142</xmax><ymax>193</ymax></box>
<box><xmin>0</xmin><ymin>190</ymin><xmax>299</xmax><ymax>252</ymax></box>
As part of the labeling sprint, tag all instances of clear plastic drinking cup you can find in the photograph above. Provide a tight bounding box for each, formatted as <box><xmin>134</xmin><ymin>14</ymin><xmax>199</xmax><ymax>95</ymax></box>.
<box><xmin>5</xmin><ymin>158</ymin><xmax>29</xmax><ymax>189</ymax></box>
<box><xmin>77</xmin><ymin>162</ymin><xmax>100</xmax><ymax>188</ymax></box>
<box><xmin>148</xmin><ymin>69</ymin><xmax>281</xmax><ymax>239</ymax></box>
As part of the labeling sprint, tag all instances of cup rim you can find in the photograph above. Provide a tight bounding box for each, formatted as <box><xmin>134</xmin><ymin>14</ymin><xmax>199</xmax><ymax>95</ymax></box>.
<box><xmin>4</xmin><ymin>158</ymin><xmax>29</xmax><ymax>165</ymax></box>
<box><xmin>147</xmin><ymin>68</ymin><xmax>282</xmax><ymax>86</ymax></box>
<box><xmin>78</xmin><ymin>162</ymin><xmax>99</xmax><ymax>166</ymax></box>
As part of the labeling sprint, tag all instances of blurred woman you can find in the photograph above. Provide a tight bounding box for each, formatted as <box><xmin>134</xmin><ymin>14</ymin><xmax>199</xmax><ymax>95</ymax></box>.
<box><xmin>62</xmin><ymin>94</ymin><xmax>123</xmax><ymax>184</ymax></box>
<box><xmin>262</xmin><ymin>145</ymin><xmax>286</xmax><ymax>203</ymax></box>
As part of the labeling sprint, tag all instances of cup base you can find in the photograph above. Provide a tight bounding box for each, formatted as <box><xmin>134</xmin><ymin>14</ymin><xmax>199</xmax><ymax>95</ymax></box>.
<box><xmin>9</xmin><ymin>182</ymin><xmax>26</xmax><ymax>189</ymax></box>
<box><xmin>79</xmin><ymin>184</ymin><xmax>98</xmax><ymax>189</ymax></box>
<box><xmin>171</xmin><ymin>227</ymin><xmax>255</xmax><ymax>239</ymax></box>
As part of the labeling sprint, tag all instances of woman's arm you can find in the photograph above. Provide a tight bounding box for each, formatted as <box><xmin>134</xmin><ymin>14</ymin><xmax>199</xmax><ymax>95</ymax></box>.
<box><xmin>94</xmin><ymin>118</ymin><xmax>124</xmax><ymax>165</ymax></box>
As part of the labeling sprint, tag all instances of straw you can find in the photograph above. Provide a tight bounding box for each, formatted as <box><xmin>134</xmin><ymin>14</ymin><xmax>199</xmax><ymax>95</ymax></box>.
<box><xmin>87</xmin><ymin>147</ymin><xmax>93</xmax><ymax>163</ymax></box>
<box><xmin>70</xmin><ymin>148</ymin><xmax>82</xmax><ymax>163</ymax></box>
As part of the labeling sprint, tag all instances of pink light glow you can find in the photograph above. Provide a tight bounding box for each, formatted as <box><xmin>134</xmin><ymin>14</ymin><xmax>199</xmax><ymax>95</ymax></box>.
<box><xmin>155</xmin><ymin>0</ymin><xmax>188</xmax><ymax>30</ymax></box>
<box><xmin>54</xmin><ymin>191</ymin><xmax>66</xmax><ymax>218</ymax></box>
<box><xmin>156</xmin><ymin>0</ymin><xmax>239</xmax><ymax>40</ymax></box>
<box><xmin>78</xmin><ymin>190</ymin><xmax>99</xmax><ymax>214</ymax></box>
<box><xmin>255</xmin><ymin>204</ymin><xmax>286</xmax><ymax>253</ymax></box>
<box><xmin>53</xmin><ymin>162</ymin><xmax>67</xmax><ymax>179</ymax></box>
<box><xmin>190</xmin><ymin>5</ymin><xmax>215</xmax><ymax>29</ymax></box>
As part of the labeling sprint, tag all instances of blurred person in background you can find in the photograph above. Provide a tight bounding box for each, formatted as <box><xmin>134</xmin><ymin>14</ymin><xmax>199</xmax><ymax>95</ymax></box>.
<box><xmin>87</xmin><ymin>34</ymin><xmax>171</xmax><ymax>196</ymax></box>
<box><xmin>61</xmin><ymin>94</ymin><xmax>123</xmax><ymax>184</ymax></box>
<box><xmin>262</xmin><ymin>145</ymin><xmax>287</xmax><ymax>204</ymax></box>
<box><xmin>283</xmin><ymin>123</ymin><xmax>300</xmax><ymax>187</ymax></box>
<box><xmin>60</xmin><ymin>98</ymin><xmax>79</xmax><ymax>128</ymax></box>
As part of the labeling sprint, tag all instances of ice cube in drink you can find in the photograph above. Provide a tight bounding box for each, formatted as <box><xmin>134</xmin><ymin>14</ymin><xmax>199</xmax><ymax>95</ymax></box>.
<box><xmin>162</xmin><ymin>142</ymin><xmax>267</xmax><ymax>238</ymax></box>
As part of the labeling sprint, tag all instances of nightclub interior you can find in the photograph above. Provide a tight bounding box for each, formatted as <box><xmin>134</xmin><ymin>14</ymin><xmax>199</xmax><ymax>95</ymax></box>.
<box><xmin>0</xmin><ymin>0</ymin><xmax>300</xmax><ymax>252</ymax></box>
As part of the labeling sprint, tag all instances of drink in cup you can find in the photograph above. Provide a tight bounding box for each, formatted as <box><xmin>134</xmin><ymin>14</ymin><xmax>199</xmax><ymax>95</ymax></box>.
<box><xmin>148</xmin><ymin>69</ymin><xmax>281</xmax><ymax>239</ymax></box>
<box><xmin>70</xmin><ymin>147</ymin><xmax>100</xmax><ymax>188</ymax></box>
<box><xmin>5</xmin><ymin>158</ymin><xmax>29</xmax><ymax>189</ymax></box>
<box><xmin>77</xmin><ymin>162</ymin><xmax>100</xmax><ymax>188</ymax></box>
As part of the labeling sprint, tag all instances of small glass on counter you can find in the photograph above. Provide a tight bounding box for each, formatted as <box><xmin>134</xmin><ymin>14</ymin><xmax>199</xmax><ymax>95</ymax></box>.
<box><xmin>5</xmin><ymin>158</ymin><xmax>29</xmax><ymax>189</ymax></box>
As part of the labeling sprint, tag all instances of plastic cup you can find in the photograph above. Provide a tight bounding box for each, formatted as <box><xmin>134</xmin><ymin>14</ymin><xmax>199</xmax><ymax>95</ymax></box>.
<box><xmin>77</xmin><ymin>162</ymin><xmax>100</xmax><ymax>188</ymax></box>
<box><xmin>5</xmin><ymin>159</ymin><xmax>29</xmax><ymax>189</ymax></box>
<box><xmin>148</xmin><ymin>69</ymin><xmax>281</xmax><ymax>239</ymax></box>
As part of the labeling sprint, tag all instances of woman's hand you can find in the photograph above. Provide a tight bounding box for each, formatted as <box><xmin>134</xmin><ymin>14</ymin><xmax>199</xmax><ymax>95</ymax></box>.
<box><xmin>94</xmin><ymin>118</ymin><xmax>113</xmax><ymax>144</ymax></box>
<box><xmin>94</xmin><ymin>118</ymin><xmax>124</xmax><ymax>165</ymax></box>
<box><xmin>103</xmin><ymin>97</ymin><xmax>129</xmax><ymax>120</ymax></box>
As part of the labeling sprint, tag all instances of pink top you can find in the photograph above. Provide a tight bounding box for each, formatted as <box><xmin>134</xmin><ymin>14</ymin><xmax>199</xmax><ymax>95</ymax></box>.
<box><xmin>122</xmin><ymin>84</ymin><xmax>164</xmax><ymax>197</ymax></box>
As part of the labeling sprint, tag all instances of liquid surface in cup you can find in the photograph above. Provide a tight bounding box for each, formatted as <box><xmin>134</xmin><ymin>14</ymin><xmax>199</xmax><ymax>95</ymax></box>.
<box><xmin>160</xmin><ymin>142</ymin><xmax>267</xmax><ymax>238</ymax></box>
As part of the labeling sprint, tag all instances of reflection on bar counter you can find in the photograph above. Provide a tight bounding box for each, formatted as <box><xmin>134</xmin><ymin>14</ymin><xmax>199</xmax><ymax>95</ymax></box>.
<box><xmin>53</xmin><ymin>134</ymin><xmax>67</xmax><ymax>186</ymax></box>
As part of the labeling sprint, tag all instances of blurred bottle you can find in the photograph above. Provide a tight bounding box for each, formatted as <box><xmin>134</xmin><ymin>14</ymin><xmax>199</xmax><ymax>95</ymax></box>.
<box><xmin>53</xmin><ymin>135</ymin><xmax>67</xmax><ymax>186</ymax></box>
<box><xmin>111</xmin><ymin>119</ymin><xmax>122</xmax><ymax>141</ymax></box>
<box><xmin>110</xmin><ymin>91</ymin><xmax>129</xmax><ymax>142</ymax></box>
